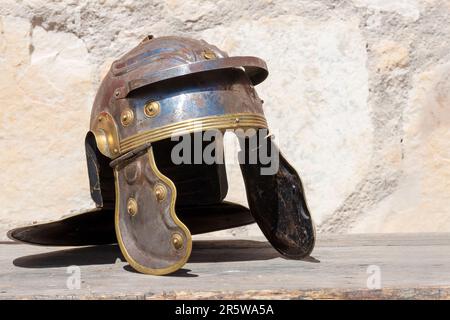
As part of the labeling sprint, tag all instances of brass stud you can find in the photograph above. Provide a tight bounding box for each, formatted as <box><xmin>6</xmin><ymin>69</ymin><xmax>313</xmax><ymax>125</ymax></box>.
<box><xmin>203</xmin><ymin>50</ymin><xmax>216</xmax><ymax>60</ymax></box>
<box><xmin>154</xmin><ymin>183</ymin><xmax>167</xmax><ymax>202</ymax></box>
<box><xmin>144</xmin><ymin>101</ymin><xmax>161</xmax><ymax>118</ymax></box>
<box><xmin>172</xmin><ymin>233</ymin><xmax>183</xmax><ymax>250</ymax></box>
<box><xmin>113</xmin><ymin>148</ymin><xmax>119</xmax><ymax>154</ymax></box>
<box><xmin>127</xmin><ymin>198</ymin><xmax>138</xmax><ymax>216</ymax></box>
<box><xmin>235</xmin><ymin>117</ymin><xmax>240</xmax><ymax>124</ymax></box>
<box><xmin>121</xmin><ymin>109</ymin><xmax>134</xmax><ymax>126</ymax></box>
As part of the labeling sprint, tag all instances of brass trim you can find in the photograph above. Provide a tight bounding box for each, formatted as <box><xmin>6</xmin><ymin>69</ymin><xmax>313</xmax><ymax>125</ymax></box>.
<box><xmin>91</xmin><ymin>112</ymin><xmax>121</xmax><ymax>158</ymax></box>
<box><xmin>144</xmin><ymin>101</ymin><xmax>161</xmax><ymax>118</ymax></box>
<box><xmin>121</xmin><ymin>109</ymin><xmax>134</xmax><ymax>126</ymax></box>
<box><xmin>120</xmin><ymin>113</ymin><xmax>267</xmax><ymax>154</ymax></box>
<box><xmin>114</xmin><ymin>148</ymin><xmax>192</xmax><ymax>275</ymax></box>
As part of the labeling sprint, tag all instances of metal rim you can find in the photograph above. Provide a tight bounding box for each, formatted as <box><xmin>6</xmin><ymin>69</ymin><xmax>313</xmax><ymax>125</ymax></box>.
<box><xmin>115</xmin><ymin>56</ymin><xmax>268</xmax><ymax>99</ymax></box>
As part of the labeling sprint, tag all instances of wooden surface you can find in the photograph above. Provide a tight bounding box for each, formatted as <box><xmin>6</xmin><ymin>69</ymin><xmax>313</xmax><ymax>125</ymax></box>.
<box><xmin>1</xmin><ymin>233</ymin><xmax>450</xmax><ymax>299</ymax></box>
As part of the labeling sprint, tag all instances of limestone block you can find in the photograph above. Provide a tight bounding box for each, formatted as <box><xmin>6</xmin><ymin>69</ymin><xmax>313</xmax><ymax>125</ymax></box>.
<box><xmin>351</xmin><ymin>62</ymin><xmax>450</xmax><ymax>232</ymax></box>
<box><xmin>0</xmin><ymin>16</ymin><xmax>95</xmax><ymax>228</ymax></box>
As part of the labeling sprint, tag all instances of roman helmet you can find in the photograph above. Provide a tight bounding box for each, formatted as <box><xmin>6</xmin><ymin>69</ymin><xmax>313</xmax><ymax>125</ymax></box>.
<box><xmin>9</xmin><ymin>36</ymin><xmax>315</xmax><ymax>275</ymax></box>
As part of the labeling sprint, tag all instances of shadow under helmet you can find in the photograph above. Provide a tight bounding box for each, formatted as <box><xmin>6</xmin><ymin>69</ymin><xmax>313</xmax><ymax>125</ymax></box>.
<box><xmin>9</xmin><ymin>36</ymin><xmax>315</xmax><ymax>275</ymax></box>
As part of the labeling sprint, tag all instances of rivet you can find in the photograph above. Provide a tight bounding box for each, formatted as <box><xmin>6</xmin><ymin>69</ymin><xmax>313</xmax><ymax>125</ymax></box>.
<box><xmin>115</xmin><ymin>89</ymin><xmax>120</xmax><ymax>97</ymax></box>
<box><xmin>203</xmin><ymin>50</ymin><xmax>216</xmax><ymax>60</ymax></box>
<box><xmin>172</xmin><ymin>233</ymin><xmax>183</xmax><ymax>250</ymax></box>
<box><xmin>235</xmin><ymin>118</ymin><xmax>240</xmax><ymax>124</ymax></box>
<box><xmin>98</xmin><ymin>116</ymin><xmax>103</xmax><ymax>122</ymax></box>
<box><xmin>113</xmin><ymin>148</ymin><xmax>119</xmax><ymax>154</ymax></box>
<box><xmin>144</xmin><ymin>101</ymin><xmax>161</xmax><ymax>118</ymax></box>
<box><xmin>121</xmin><ymin>109</ymin><xmax>134</xmax><ymax>126</ymax></box>
<box><xmin>127</xmin><ymin>198</ymin><xmax>138</xmax><ymax>216</ymax></box>
<box><xmin>154</xmin><ymin>183</ymin><xmax>167</xmax><ymax>202</ymax></box>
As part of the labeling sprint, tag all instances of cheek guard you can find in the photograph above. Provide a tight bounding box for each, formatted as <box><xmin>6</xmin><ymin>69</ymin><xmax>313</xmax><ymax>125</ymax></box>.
<box><xmin>8</xmin><ymin>36</ymin><xmax>315</xmax><ymax>275</ymax></box>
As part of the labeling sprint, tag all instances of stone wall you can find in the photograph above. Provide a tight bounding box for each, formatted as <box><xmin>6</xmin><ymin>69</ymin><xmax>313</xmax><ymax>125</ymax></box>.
<box><xmin>1</xmin><ymin>0</ymin><xmax>449</xmax><ymax>235</ymax></box>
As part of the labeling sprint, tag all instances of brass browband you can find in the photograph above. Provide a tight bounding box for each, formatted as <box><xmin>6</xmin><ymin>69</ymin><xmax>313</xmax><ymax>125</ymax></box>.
<box><xmin>119</xmin><ymin>113</ymin><xmax>268</xmax><ymax>154</ymax></box>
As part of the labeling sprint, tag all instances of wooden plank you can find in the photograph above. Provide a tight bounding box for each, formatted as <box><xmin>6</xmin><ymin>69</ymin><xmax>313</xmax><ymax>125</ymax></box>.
<box><xmin>0</xmin><ymin>233</ymin><xmax>449</xmax><ymax>299</ymax></box>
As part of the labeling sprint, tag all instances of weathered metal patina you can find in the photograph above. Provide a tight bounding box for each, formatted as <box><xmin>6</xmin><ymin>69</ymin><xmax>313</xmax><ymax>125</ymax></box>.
<box><xmin>9</xmin><ymin>36</ymin><xmax>315</xmax><ymax>275</ymax></box>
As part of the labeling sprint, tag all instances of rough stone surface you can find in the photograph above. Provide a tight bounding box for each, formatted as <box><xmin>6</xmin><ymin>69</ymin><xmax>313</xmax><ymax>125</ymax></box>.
<box><xmin>1</xmin><ymin>0</ymin><xmax>450</xmax><ymax>235</ymax></box>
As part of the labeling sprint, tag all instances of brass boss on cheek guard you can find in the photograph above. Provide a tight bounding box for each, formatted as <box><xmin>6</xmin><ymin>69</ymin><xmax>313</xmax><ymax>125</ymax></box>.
<box><xmin>7</xmin><ymin>36</ymin><xmax>315</xmax><ymax>275</ymax></box>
